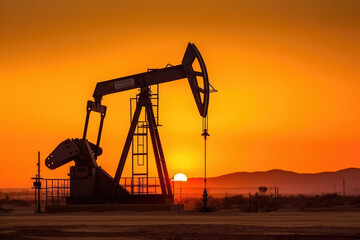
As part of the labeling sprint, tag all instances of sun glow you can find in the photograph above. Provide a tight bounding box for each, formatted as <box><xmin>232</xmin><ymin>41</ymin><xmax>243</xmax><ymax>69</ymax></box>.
<box><xmin>173</xmin><ymin>173</ymin><xmax>188</xmax><ymax>182</ymax></box>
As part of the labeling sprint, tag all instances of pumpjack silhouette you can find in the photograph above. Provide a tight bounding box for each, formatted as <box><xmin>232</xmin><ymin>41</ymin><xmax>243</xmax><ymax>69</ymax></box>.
<box><xmin>45</xmin><ymin>43</ymin><xmax>211</xmax><ymax>204</ymax></box>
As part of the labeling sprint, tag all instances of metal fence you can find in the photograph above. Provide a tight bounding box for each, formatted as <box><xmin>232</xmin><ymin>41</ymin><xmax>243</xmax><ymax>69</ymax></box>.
<box><xmin>120</xmin><ymin>177</ymin><xmax>162</xmax><ymax>195</ymax></box>
<box><xmin>1</xmin><ymin>180</ymin><xmax>280</xmax><ymax>212</ymax></box>
<box><xmin>44</xmin><ymin>179</ymin><xmax>69</xmax><ymax>206</ymax></box>
<box><xmin>0</xmin><ymin>188</ymin><xmax>37</xmax><ymax>201</ymax></box>
<box><xmin>0</xmin><ymin>182</ymin><xmax>280</xmax><ymax>202</ymax></box>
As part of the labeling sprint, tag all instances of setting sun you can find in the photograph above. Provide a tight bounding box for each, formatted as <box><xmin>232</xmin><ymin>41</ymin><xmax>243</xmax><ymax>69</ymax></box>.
<box><xmin>173</xmin><ymin>173</ymin><xmax>188</xmax><ymax>182</ymax></box>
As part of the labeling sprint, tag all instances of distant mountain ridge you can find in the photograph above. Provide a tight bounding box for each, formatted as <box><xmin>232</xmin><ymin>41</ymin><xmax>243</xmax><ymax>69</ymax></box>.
<box><xmin>187</xmin><ymin>168</ymin><xmax>360</xmax><ymax>195</ymax></box>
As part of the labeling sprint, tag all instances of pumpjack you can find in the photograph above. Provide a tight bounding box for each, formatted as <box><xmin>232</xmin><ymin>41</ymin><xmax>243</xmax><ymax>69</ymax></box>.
<box><xmin>45</xmin><ymin>43</ymin><xmax>211</xmax><ymax>204</ymax></box>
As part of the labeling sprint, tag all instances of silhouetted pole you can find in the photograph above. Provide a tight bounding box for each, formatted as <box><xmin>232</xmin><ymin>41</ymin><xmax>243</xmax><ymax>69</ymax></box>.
<box><xmin>274</xmin><ymin>186</ymin><xmax>277</xmax><ymax>212</ymax></box>
<box><xmin>32</xmin><ymin>151</ymin><xmax>43</xmax><ymax>213</ymax></box>
<box><xmin>276</xmin><ymin>187</ymin><xmax>280</xmax><ymax>211</ymax></box>
<box><xmin>37</xmin><ymin>152</ymin><xmax>41</xmax><ymax>211</ymax></box>
<box><xmin>200</xmin><ymin>116</ymin><xmax>210</xmax><ymax>212</ymax></box>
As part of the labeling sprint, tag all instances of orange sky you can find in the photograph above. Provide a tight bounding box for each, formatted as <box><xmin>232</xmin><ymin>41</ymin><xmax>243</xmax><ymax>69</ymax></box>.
<box><xmin>1</xmin><ymin>0</ymin><xmax>360</xmax><ymax>187</ymax></box>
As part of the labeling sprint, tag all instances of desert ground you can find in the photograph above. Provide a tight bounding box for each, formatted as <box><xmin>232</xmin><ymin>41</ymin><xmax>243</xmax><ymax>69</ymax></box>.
<box><xmin>1</xmin><ymin>204</ymin><xmax>360</xmax><ymax>240</ymax></box>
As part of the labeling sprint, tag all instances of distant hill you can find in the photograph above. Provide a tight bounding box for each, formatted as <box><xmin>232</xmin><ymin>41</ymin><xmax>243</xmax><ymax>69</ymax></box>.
<box><xmin>186</xmin><ymin>168</ymin><xmax>360</xmax><ymax>195</ymax></box>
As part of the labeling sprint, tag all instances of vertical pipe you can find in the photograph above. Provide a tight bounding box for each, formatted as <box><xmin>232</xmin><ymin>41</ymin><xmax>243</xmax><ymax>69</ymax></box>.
<box><xmin>45</xmin><ymin>179</ymin><xmax>48</xmax><ymax>206</ymax></box>
<box><xmin>277</xmin><ymin>187</ymin><xmax>280</xmax><ymax>211</ymax></box>
<box><xmin>51</xmin><ymin>180</ymin><xmax>54</xmax><ymax>206</ymax></box>
<box><xmin>82</xmin><ymin>103</ymin><xmax>91</xmax><ymax>150</ymax></box>
<box><xmin>95</xmin><ymin>111</ymin><xmax>106</xmax><ymax>159</ymax></box>
<box><xmin>37</xmin><ymin>151</ymin><xmax>41</xmax><ymax>212</ymax></box>
<box><xmin>57</xmin><ymin>179</ymin><xmax>60</xmax><ymax>206</ymax></box>
<box><xmin>275</xmin><ymin>186</ymin><xmax>278</xmax><ymax>212</ymax></box>
<box><xmin>200</xmin><ymin>116</ymin><xmax>210</xmax><ymax>212</ymax></box>
<box><xmin>34</xmin><ymin>185</ymin><xmax>37</xmax><ymax>212</ymax></box>
<box><xmin>202</xmin><ymin>117</ymin><xmax>209</xmax><ymax>189</ymax></box>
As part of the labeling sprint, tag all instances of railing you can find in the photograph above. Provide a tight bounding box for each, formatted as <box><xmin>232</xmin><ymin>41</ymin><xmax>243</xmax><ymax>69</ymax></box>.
<box><xmin>120</xmin><ymin>177</ymin><xmax>162</xmax><ymax>195</ymax></box>
<box><xmin>1</xmin><ymin>180</ymin><xmax>282</xmax><ymax>212</ymax></box>
<box><xmin>0</xmin><ymin>182</ymin><xmax>280</xmax><ymax>202</ymax></box>
<box><xmin>44</xmin><ymin>179</ymin><xmax>69</xmax><ymax>206</ymax></box>
<box><xmin>0</xmin><ymin>188</ymin><xmax>37</xmax><ymax>201</ymax></box>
